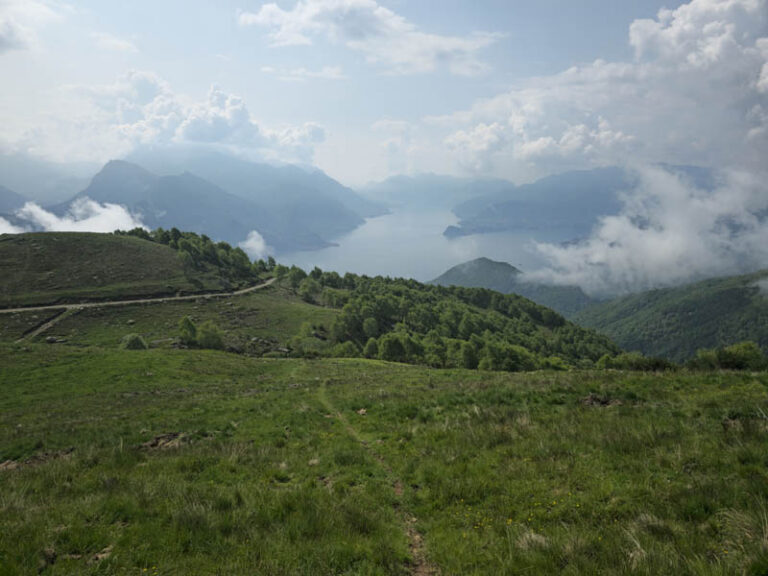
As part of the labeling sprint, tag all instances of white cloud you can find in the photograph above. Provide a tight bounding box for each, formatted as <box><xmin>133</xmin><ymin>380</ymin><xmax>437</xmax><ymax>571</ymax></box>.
<box><xmin>91</xmin><ymin>32</ymin><xmax>138</xmax><ymax>53</ymax></box>
<box><xmin>528</xmin><ymin>165</ymin><xmax>768</xmax><ymax>296</ymax></box>
<box><xmin>239</xmin><ymin>0</ymin><xmax>500</xmax><ymax>76</ymax></box>
<box><xmin>430</xmin><ymin>0</ymin><xmax>768</xmax><ymax>177</ymax></box>
<box><xmin>0</xmin><ymin>216</ymin><xmax>25</xmax><ymax>234</ymax></box>
<box><xmin>239</xmin><ymin>229</ymin><xmax>272</xmax><ymax>260</ymax></box>
<box><xmin>0</xmin><ymin>0</ymin><xmax>60</xmax><ymax>53</ymax></box>
<box><xmin>14</xmin><ymin>71</ymin><xmax>326</xmax><ymax>164</ymax></box>
<box><xmin>16</xmin><ymin>197</ymin><xmax>146</xmax><ymax>232</ymax></box>
<box><xmin>261</xmin><ymin>64</ymin><xmax>345</xmax><ymax>81</ymax></box>
<box><xmin>445</xmin><ymin>122</ymin><xmax>506</xmax><ymax>173</ymax></box>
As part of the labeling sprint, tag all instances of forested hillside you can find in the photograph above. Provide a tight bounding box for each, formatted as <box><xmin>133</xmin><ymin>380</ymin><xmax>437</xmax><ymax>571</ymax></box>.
<box><xmin>283</xmin><ymin>266</ymin><xmax>619</xmax><ymax>370</ymax></box>
<box><xmin>574</xmin><ymin>270</ymin><xmax>768</xmax><ymax>361</ymax></box>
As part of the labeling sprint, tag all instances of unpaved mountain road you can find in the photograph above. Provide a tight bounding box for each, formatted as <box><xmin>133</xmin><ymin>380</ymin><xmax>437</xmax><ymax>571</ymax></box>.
<box><xmin>0</xmin><ymin>277</ymin><xmax>276</xmax><ymax>315</ymax></box>
<box><xmin>2</xmin><ymin>277</ymin><xmax>276</xmax><ymax>342</ymax></box>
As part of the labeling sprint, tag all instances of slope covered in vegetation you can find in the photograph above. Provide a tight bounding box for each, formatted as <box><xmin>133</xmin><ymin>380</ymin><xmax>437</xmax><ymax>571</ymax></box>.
<box><xmin>0</xmin><ymin>230</ymin><xmax>267</xmax><ymax>308</ymax></box>
<box><xmin>281</xmin><ymin>266</ymin><xmax>618</xmax><ymax>370</ymax></box>
<box><xmin>1</xmin><ymin>345</ymin><xmax>767</xmax><ymax>574</ymax></box>
<box><xmin>574</xmin><ymin>270</ymin><xmax>768</xmax><ymax>361</ymax></box>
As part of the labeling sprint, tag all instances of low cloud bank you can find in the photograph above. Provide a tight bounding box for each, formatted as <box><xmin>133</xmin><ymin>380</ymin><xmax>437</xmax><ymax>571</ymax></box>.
<box><xmin>0</xmin><ymin>216</ymin><xmax>26</xmax><ymax>234</ymax></box>
<box><xmin>529</xmin><ymin>165</ymin><xmax>768</xmax><ymax>296</ymax></box>
<box><xmin>239</xmin><ymin>229</ymin><xmax>272</xmax><ymax>260</ymax></box>
<box><xmin>9</xmin><ymin>197</ymin><xmax>145</xmax><ymax>233</ymax></box>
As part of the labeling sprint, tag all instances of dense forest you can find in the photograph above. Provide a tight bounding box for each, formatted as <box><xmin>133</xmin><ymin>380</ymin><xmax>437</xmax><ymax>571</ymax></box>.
<box><xmin>275</xmin><ymin>264</ymin><xmax>619</xmax><ymax>371</ymax></box>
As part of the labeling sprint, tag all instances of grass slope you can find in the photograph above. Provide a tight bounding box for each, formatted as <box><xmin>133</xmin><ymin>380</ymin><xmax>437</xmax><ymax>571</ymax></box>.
<box><xmin>1</xmin><ymin>345</ymin><xmax>768</xmax><ymax>574</ymax></box>
<box><xmin>0</xmin><ymin>232</ymin><xmax>248</xmax><ymax>308</ymax></box>
<box><xmin>574</xmin><ymin>270</ymin><xmax>768</xmax><ymax>361</ymax></box>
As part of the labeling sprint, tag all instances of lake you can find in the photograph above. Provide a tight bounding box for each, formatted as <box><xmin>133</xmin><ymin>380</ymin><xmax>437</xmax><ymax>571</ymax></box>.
<box><xmin>280</xmin><ymin>210</ymin><xmax>551</xmax><ymax>282</ymax></box>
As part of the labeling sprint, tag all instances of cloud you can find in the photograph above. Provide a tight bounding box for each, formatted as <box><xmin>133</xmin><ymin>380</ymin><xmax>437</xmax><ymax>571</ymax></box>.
<box><xmin>0</xmin><ymin>0</ymin><xmax>60</xmax><ymax>53</ymax></box>
<box><xmin>0</xmin><ymin>216</ymin><xmax>25</xmax><ymax>234</ymax></box>
<box><xmin>239</xmin><ymin>229</ymin><xmax>272</xmax><ymax>260</ymax></box>
<box><xmin>261</xmin><ymin>64</ymin><xmax>345</xmax><ymax>81</ymax></box>
<box><xmin>528</xmin><ymin>165</ymin><xmax>768</xmax><ymax>296</ymax></box>
<box><xmin>429</xmin><ymin>0</ymin><xmax>768</xmax><ymax>177</ymax></box>
<box><xmin>239</xmin><ymin>0</ymin><xmax>500</xmax><ymax>76</ymax></box>
<box><xmin>445</xmin><ymin>122</ymin><xmax>506</xmax><ymax>173</ymax></box>
<box><xmin>16</xmin><ymin>197</ymin><xmax>146</xmax><ymax>233</ymax></box>
<box><xmin>16</xmin><ymin>71</ymin><xmax>325</xmax><ymax>164</ymax></box>
<box><xmin>91</xmin><ymin>32</ymin><xmax>138</xmax><ymax>53</ymax></box>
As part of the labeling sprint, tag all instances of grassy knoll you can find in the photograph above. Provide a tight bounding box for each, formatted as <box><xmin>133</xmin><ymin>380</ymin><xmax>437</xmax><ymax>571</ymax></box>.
<box><xmin>1</xmin><ymin>343</ymin><xmax>767</xmax><ymax>574</ymax></box>
<box><xmin>0</xmin><ymin>232</ymin><xmax>258</xmax><ymax>308</ymax></box>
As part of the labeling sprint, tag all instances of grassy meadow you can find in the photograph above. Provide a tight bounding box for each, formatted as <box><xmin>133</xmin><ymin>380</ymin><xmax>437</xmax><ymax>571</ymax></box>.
<box><xmin>2</xmin><ymin>341</ymin><xmax>768</xmax><ymax>574</ymax></box>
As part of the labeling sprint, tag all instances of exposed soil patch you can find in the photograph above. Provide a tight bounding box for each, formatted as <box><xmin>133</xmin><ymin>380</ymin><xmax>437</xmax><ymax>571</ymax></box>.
<box><xmin>581</xmin><ymin>393</ymin><xmax>622</xmax><ymax>407</ymax></box>
<box><xmin>0</xmin><ymin>447</ymin><xmax>74</xmax><ymax>472</ymax></box>
<box><xmin>141</xmin><ymin>432</ymin><xmax>186</xmax><ymax>450</ymax></box>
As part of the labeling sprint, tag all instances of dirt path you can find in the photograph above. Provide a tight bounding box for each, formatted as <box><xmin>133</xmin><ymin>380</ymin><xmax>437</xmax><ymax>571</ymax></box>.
<box><xmin>1</xmin><ymin>277</ymin><xmax>276</xmax><ymax>315</ymax></box>
<box><xmin>317</xmin><ymin>380</ymin><xmax>439</xmax><ymax>576</ymax></box>
<box><xmin>7</xmin><ymin>277</ymin><xmax>276</xmax><ymax>342</ymax></box>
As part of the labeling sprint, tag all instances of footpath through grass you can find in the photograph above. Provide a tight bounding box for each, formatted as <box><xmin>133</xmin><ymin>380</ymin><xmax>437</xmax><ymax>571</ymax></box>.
<box><xmin>1</xmin><ymin>345</ymin><xmax>768</xmax><ymax>574</ymax></box>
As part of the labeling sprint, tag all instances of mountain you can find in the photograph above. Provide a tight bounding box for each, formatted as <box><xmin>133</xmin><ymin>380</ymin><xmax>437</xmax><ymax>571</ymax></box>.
<box><xmin>0</xmin><ymin>185</ymin><xmax>27</xmax><ymax>213</ymax></box>
<box><xmin>361</xmin><ymin>174</ymin><xmax>513</xmax><ymax>212</ymax></box>
<box><xmin>430</xmin><ymin>257</ymin><xmax>596</xmax><ymax>317</ymax></box>
<box><xmin>574</xmin><ymin>270</ymin><xmax>768</xmax><ymax>361</ymax></box>
<box><xmin>126</xmin><ymin>146</ymin><xmax>385</xmax><ymax>233</ymax></box>
<box><xmin>56</xmin><ymin>160</ymin><xmax>351</xmax><ymax>252</ymax></box>
<box><xmin>445</xmin><ymin>167</ymin><xmax>631</xmax><ymax>242</ymax></box>
<box><xmin>0</xmin><ymin>152</ymin><xmax>96</xmax><ymax>205</ymax></box>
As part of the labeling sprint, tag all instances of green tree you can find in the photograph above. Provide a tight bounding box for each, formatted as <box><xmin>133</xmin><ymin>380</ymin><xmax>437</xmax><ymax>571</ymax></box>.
<box><xmin>179</xmin><ymin>316</ymin><xmax>197</xmax><ymax>346</ymax></box>
<box><xmin>363</xmin><ymin>337</ymin><xmax>379</xmax><ymax>359</ymax></box>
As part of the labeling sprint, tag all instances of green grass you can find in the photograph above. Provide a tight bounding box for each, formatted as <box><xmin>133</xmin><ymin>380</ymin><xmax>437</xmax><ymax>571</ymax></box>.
<box><xmin>0</xmin><ymin>233</ymin><xmax>243</xmax><ymax>308</ymax></box>
<box><xmin>0</xmin><ymin>284</ymin><xmax>338</xmax><ymax>353</ymax></box>
<box><xmin>1</xmin><ymin>342</ymin><xmax>767</xmax><ymax>574</ymax></box>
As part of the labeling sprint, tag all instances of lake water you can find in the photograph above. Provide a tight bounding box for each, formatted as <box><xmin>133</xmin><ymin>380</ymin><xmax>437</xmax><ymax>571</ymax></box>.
<box><xmin>280</xmin><ymin>210</ymin><xmax>550</xmax><ymax>282</ymax></box>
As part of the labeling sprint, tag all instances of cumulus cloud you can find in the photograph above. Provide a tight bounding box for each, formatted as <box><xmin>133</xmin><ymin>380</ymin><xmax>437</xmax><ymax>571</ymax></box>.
<box><xmin>239</xmin><ymin>229</ymin><xmax>272</xmax><ymax>260</ymax></box>
<box><xmin>239</xmin><ymin>0</ymin><xmax>500</xmax><ymax>76</ymax></box>
<box><xmin>261</xmin><ymin>64</ymin><xmax>345</xmax><ymax>81</ymax></box>
<box><xmin>91</xmin><ymin>32</ymin><xmax>138</xmax><ymax>53</ymax></box>
<box><xmin>16</xmin><ymin>197</ymin><xmax>146</xmax><ymax>233</ymax></box>
<box><xmin>431</xmin><ymin>0</ymin><xmax>768</xmax><ymax>176</ymax></box>
<box><xmin>19</xmin><ymin>70</ymin><xmax>325</xmax><ymax>164</ymax></box>
<box><xmin>528</xmin><ymin>166</ymin><xmax>768</xmax><ymax>296</ymax></box>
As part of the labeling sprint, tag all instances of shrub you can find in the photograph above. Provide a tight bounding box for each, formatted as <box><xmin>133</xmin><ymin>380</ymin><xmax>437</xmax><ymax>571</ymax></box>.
<box><xmin>197</xmin><ymin>321</ymin><xmax>224</xmax><ymax>350</ymax></box>
<box><xmin>121</xmin><ymin>333</ymin><xmax>148</xmax><ymax>350</ymax></box>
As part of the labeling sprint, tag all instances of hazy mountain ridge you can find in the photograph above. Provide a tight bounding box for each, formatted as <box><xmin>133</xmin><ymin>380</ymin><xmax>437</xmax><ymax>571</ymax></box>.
<box><xmin>445</xmin><ymin>167</ymin><xmax>630</xmax><ymax>242</ymax></box>
<box><xmin>0</xmin><ymin>184</ymin><xmax>28</xmax><ymax>214</ymax></box>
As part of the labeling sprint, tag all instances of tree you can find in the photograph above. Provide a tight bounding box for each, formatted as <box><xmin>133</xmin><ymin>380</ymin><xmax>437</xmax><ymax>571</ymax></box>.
<box><xmin>362</xmin><ymin>317</ymin><xmax>379</xmax><ymax>338</ymax></box>
<box><xmin>363</xmin><ymin>338</ymin><xmax>379</xmax><ymax>359</ymax></box>
<box><xmin>460</xmin><ymin>342</ymin><xmax>478</xmax><ymax>369</ymax></box>
<box><xmin>298</xmin><ymin>277</ymin><xmax>322</xmax><ymax>302</ymax></box>
<box><xmin>179</xmin><ymin>316</ymin><xmax>197</xmax><ymax>346</ymax></box>
<box><xmin>378</xmin><ymin>334</ymin><xmax>407</xmax><ymax>363</ymax></box>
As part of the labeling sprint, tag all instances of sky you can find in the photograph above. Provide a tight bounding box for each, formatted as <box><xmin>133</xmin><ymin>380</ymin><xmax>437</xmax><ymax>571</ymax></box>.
<box><xmin>7</xmin><ymin>0</ymin><xmax>762</xmax><ymax>187</ymax></box>
<box><xmin>2</xmin><ymin>0</ymin><xmax>768</xmax><ymax>294</ymax></box>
